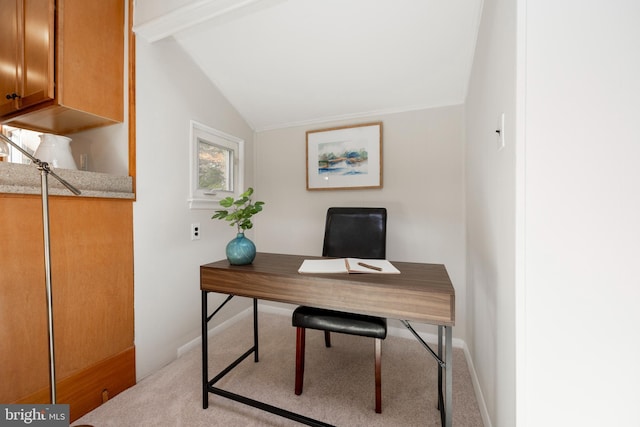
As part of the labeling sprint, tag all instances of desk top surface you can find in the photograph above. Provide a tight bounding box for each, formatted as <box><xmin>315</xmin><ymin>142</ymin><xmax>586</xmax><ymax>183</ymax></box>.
<box><xmin>201</xmin><ymin>252</ymin><xmax>455</xmax><ymax>326</ymax></box>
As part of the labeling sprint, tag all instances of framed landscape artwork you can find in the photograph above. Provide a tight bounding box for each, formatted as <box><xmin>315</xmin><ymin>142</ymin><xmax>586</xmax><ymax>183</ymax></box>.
<box><xmin>306</xmin><ymin>122</ymin><xmax>383</xmax><ymax>190</ymax></box>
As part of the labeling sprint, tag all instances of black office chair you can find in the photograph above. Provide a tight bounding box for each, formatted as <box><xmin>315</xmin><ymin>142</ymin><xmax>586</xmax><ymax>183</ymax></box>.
<box><xmin>292</xmin><ymin>207</ymin><xmax>387</xmax><ymax>413</ymax></box>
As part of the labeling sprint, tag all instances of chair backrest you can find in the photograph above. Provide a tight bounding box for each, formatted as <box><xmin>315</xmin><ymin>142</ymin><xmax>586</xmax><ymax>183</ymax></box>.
<box><xmin>322</xmin><ymin>207</ymin><xmax>387</xmax><ymax>259</ymax></box>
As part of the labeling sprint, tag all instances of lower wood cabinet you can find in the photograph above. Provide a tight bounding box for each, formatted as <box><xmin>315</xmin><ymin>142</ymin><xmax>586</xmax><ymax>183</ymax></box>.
<box><xmin>0</xmin><ymin>194</ymin><xmax>135</xmax><ymax>422</ymax></box>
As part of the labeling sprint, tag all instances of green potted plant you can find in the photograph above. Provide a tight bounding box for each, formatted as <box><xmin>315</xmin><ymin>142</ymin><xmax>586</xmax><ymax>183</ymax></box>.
<box><xmin>212</xmin><ymin>187</ymin><xmax>265</xmax><ymax>265</ymax></box>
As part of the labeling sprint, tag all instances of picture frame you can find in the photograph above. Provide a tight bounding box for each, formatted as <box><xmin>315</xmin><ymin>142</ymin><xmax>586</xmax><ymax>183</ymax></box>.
<box><xmin>306</xmin><ymin>122</ymin><xmax>383</xmax><ymax>191</ymax></box>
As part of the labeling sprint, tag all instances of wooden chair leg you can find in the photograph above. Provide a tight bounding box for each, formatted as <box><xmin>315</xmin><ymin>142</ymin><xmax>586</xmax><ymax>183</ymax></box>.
<box><xmin>324</xmin><ymin>330</ymin><xmax>331</xmax><ymax>347</ymax></box>
<box><xmin>375</xmin><ymin>337</ymin><xmax>382</xmax><ymax>413</ymax></box>
<box><xmin>295</xmin><ymin>327</ymin><xmax>306</xmax><ymax>395</ymax></box>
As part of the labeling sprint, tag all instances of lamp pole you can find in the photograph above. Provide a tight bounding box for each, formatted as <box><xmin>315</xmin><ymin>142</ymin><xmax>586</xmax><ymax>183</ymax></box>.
<box><xmin>1</xmin><ymin>132</ymin><xmax>80</xmax><ymax>404</ymax></box>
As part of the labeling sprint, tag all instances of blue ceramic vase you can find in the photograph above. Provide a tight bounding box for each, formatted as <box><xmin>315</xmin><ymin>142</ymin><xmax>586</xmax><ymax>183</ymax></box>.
<box><xmin>226</xmin><ymin>232</ymin><xmax>256</xmax><ymax>265</ymax></box>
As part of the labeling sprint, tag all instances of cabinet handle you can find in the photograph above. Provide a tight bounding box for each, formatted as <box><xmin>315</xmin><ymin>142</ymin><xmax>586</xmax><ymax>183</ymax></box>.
<box><xmin>5</xmin><ymin>93</ymin><xmax>21</xmax><ymax>100</ymax></box>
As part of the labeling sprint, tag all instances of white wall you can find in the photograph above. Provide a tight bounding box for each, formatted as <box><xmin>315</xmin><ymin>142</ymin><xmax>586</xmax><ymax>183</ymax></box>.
<box><xmin>465</xmin><ymin>0</ymin><xmax>517</xmax><ymax>425</ymax></box>
<box><xmin>133</xmin><ymin>35</ymin><xmax>255</xmax><ymax>380</ymax></box>
<box><xmin>131</xmin><ymin>0</ymin><xmax>466</xmax><ymax>385</ymax></box>
<box><xmin>254</xmin><ymin>106</ymin><xmax>467</xmax><ymax>339</ymax></box>
<box><xmin>466</xmin><ymin>2</ymin><xmax>640</xmax><ymax>426</ymax></box>
<box><xmin>520</xmin><ymin>2</ymin><xmax>640</xmax><ymax>426</ymax></box>
<box><xmin>69</xmin><ymin>123</ymin><xmax>129</xmax><ymax>176</ymax></box>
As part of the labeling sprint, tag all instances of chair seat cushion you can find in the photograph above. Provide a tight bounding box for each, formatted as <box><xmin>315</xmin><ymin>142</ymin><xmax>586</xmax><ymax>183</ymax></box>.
<box><xmin>293</xmin><ymin>306</ymin><xmax>387</xmax><ymax>339</ymax></box>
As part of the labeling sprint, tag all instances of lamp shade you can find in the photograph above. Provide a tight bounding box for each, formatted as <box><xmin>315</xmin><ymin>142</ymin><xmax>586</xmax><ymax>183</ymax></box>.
<box><xmin>0</xmin><ymin>138</ymin><xmax>9</xmax><ymax>158</ymax></box>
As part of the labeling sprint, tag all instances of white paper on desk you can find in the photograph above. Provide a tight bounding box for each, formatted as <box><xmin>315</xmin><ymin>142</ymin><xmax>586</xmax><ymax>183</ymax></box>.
<box><xmin>298</xmin><ymin>258</ymin><xmax>400</xmax><ymax>274</ymax></box>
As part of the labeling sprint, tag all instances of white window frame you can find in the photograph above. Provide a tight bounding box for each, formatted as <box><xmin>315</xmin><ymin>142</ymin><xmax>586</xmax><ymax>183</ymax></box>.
<box><xmin>188</xmin><ymin>120</ymin><xmax>244</xmax><ymax>210</ymax></box>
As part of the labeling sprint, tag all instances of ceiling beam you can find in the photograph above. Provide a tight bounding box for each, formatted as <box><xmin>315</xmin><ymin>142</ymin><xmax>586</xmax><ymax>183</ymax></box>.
<box><xmin>133</xmin><ymin>0</ymin><xmax>285</xmax><ymax>42</ymax></box>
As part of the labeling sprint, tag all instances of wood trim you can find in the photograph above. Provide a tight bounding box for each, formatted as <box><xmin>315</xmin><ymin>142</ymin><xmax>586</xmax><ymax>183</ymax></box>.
<box><xmin>15</xmin><ymin>347</ymin><xmax>136</xmax><ymax>423</ymax></box>
<box><xmin>128</xmin><ymin>0</ymin><xmax>136</xmax><ymax>195</ymax></box>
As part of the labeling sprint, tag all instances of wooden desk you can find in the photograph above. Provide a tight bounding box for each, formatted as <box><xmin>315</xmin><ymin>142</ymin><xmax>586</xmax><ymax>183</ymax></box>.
<box><xmin>200</xmin><ymin>252</ymin><xmax>455</xmax><ymax>427</ymax></box>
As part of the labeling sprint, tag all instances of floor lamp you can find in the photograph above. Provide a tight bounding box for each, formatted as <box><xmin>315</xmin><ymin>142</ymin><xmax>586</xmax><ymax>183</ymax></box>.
<box><xmin>1</xmin><ymin>132</ymin><xmax>80</xmax><ymax>406</ymax></box>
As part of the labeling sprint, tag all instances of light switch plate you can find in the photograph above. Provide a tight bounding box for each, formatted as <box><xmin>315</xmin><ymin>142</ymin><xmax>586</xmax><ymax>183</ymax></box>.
<box><xmin>497</xmin><ymin>112</ymin><xmax>505</xmax><ymax>151</ymax></box>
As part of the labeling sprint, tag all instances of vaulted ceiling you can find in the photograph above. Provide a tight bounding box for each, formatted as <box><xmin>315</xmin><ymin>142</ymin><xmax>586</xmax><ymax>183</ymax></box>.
<box><xmin>135</xmin><ymin>0</ymin><xmax>483</xmax><ymax>131</ymax></box>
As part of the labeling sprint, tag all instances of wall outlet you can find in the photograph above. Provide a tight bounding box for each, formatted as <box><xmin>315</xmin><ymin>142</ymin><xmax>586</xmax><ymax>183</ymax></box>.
<box><xmin>191</xmin><ymin>223</ymin><xmax>201</xmax><ymax>240</ymax></box>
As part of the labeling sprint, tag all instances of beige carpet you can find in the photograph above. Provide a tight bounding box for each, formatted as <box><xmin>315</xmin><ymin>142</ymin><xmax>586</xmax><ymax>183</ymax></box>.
<box><xmin>73</xmin><ymin>312</ymin><xmax>483</xmax><ymax>426</ymax></box>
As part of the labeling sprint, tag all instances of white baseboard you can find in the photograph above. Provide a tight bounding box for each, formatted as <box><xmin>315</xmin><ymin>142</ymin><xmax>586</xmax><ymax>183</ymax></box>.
<box><xmin>462</xmin><ymin>342</ymin><xmax>492</xmax><ymax>427</ymax></box>
<box><xmin>180</xmin><ymin>303</ymin><xmax>492</xmax><ymax>426</ymax></box>
<box><xmin>258</xmin><ymin>303</ymin><xmax>295</xmax><ymax>317</ymax></box>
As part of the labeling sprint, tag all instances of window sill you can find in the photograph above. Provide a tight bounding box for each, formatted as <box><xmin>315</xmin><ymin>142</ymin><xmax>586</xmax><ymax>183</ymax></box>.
<box><xmin>188</xmin><ymin>197</ymin><xmax>221</xmax><ymax>210</ymax></box>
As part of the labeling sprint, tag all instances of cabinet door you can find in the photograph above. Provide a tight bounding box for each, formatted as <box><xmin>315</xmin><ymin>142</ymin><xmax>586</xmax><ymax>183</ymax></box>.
<box><xmin>20</xmin><ymin>0</ymin><xmax>55</xmax><ymax>110</ymax></box>
<box><xmin>0</xmin><ymin>0</ymin><xmax>19</xmax><ymax>116</ymax></box>
<box><xmin>0</xmin><ymin>0</ymin><xmax>53</xmax><ymax>116</ymax></box>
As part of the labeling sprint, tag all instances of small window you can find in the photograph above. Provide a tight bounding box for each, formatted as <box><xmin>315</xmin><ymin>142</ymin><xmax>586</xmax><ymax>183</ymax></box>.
<box><xmin>0</xmin><ymin>126</ymin><xmax>41</xmax><ymax>164</ymax></box>
<box><xmin>189</xmin><ymin>121</ymin><xmax>244</xmax><ymax>209</ymax></box>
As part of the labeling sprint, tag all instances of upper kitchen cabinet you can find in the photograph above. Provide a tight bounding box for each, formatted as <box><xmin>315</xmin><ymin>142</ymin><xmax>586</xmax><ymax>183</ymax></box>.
<box><xmin>0</xmin><ymin>0</ymin><xmax>124</xmax><ymax>134</ymax></box>
<box><xmin>0</xmin><ymin>0</ymin><xmax>54</xmax><ymax>117</ymax></box>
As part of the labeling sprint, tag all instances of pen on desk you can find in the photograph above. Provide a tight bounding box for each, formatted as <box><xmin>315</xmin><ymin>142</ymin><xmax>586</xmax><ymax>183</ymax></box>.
<box><xmin>358</xmin><ymin>262</ymin><xmax>383</xmax><ymax>271</ymax></box>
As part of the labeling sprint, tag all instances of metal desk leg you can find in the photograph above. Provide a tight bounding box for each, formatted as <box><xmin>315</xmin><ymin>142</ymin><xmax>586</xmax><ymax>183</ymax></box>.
<box><xmin>202</xmin><ymin>291</ymin><xmax>209</xmax><ymax>409</ymax></box>
<box><xmin>201</xmin><ymin>294</ymin><xmax>332</xmax><ymax>426</ymax></box>
<box><xmin>402</xmin><ymin>321</ymin><xmax>452</xmax><ymax>427</ymax></box>
<box><xmin>438</xmin><ymin>326</ymin><xmax>443</xmax><ymax>412</ymax></box>
<box><xmin>253</xmin><ymin>298</ymin><xmax>259</xmax><ymax>362</ymax></box>
<box><xmin>444</xmin><ymin>325</ymin><xmax>452</xmax><ymax>427</ymax></box>
<box><xmin>437</xmin><ymin>325</ymin><xmax>453</xmax><ymax>427</ymax></box>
